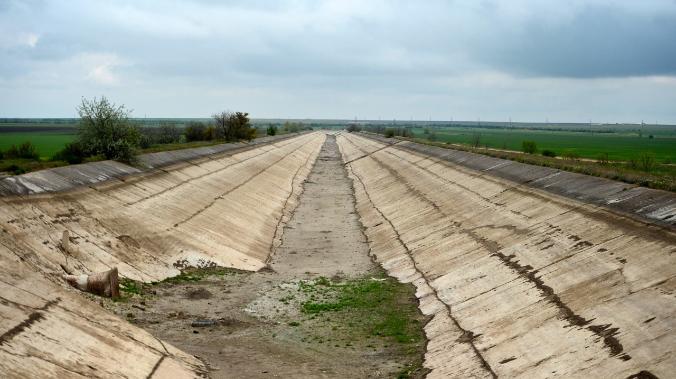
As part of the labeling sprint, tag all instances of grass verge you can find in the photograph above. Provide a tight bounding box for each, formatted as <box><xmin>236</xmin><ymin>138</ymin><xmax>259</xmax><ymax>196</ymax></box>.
<box><xmin>390</xmin><ymin>135</ymin><xmax>676</xmax><ymax>192</ymax></box>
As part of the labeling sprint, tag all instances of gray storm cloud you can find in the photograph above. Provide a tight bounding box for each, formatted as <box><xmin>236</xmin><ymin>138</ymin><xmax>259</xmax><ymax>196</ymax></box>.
<box><xmin>0</xmin><ymin>0</ymin><xmax>675</xmax><ymax>122</ymax></box>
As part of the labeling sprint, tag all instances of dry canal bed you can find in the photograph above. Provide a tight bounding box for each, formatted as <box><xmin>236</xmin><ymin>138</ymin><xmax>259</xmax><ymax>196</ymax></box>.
<box><xmin>107</xmin><ymin>135</ymin><xmax>427</xmax><ymax>378</ymax></box>
<box><xmin>0</xmin><ymin>131</ymin><xmax>674</xmax><ymax>378</ymax></box>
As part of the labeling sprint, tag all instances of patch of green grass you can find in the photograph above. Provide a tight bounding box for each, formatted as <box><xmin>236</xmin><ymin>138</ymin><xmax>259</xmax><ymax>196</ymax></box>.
<box><xmin>292</xmin><ymin>274</ymin><xmax>428</xmax><ymax>377</ymax></box>
<box><xmin>0</xmin><ymin>132</ymin><xmax>76</xmax><ymax>159</ymax></box>
<box><xmin>409</xmin><ymin>126</ymin><xmax>676</xmax><ymax>162</ymax></box>
<box><xmin>156</xmin><ymin>266</ymin><xmax>244</xmax><ymax>284</ymax></box>
<box><xmin>300</xmin><ymin>275</ymin><xmax>424</xmax><ymax>345</ymax></box>
<box><xmin>160</xmin><ymin>272</ymin><xmax>203</xmax><ymax>284</ymax></box>
<box><xmin>0</xmin><ymin>158</ymin><xmax>68</xmax><ymax>174</ymax></box>
<box><xmin>119</xmin><ymin>278</ymin><xmax>142</xmax><ymax>295</ymax></box>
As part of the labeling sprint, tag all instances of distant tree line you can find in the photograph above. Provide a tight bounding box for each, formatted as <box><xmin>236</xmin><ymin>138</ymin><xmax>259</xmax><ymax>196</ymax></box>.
<box><xmin>49</xmin><ymin>96</ymin><xmax>260</xmax><ymax>164</ymax></box>
<box><xmin>350</xmin><ymin>123</ymin><xmax>414</xmax><ymax>138</ymax></box>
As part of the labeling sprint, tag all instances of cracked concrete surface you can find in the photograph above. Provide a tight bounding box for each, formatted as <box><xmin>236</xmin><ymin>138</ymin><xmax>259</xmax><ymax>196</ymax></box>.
<box><xmin>0</xmin><ymin>133</ymin><xmax>324</xmax><ymax>378</ymax></box>
<box><xmin>106</xmin><ymin>134</ymin><xmax>423</xmax><ymax>378</ymax></box>
<box><xmin>0</xmin><ymin>129</ymin><xmax>674</xmax><ymax>378</ymax></box>
<box><xmin>338</xmin><ymin>132</ymin><xmax>675</xmax><ymax>378</ymax></box>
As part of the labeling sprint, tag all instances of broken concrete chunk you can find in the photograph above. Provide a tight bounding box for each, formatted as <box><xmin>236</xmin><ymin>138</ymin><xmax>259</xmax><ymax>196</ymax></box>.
<box><xmin>63</xmin><ymin>267</ymin><xmax>120</xmax><ymax>298</ymax></box>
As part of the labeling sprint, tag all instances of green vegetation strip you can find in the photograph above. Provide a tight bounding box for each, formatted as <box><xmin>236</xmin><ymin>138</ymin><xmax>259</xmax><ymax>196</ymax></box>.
<box><xmin>117</xmin><ymin>267</ymin><xmax>244</xmax><ymax>300</ymax></box>
<box><xmin>0</xmin><ymin>132</ymin><xmax>76</xmax><ymax>159</ymax></box>
<box><xmin>409</xmin><ymin>126</ymin><xmax>676</xmax><ymax>162</ymax></box>
<box><xmin>295</xmin><ymin>274</ymin><xmax>428</xmax><ymax>378</ymax></box>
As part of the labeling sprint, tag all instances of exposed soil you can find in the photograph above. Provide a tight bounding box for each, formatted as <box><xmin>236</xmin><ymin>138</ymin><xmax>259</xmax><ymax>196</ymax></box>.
<box><xmin>107</xmin><ymin>134</ymin><xmax>427</xmax><ymax>378</ymax></box>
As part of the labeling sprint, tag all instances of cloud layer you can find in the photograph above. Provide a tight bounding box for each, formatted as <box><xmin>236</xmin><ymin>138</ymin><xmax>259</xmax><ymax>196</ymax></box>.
<box><xmin>1</xmin><ymin>0</ymin><xmax>675</xmax><ymax>122</ymax></box>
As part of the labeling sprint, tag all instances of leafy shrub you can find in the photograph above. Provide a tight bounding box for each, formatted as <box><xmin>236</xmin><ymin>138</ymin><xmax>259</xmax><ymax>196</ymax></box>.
<box><xmin>630</xmin><ymin>152</ymin><xmax>656</xmax><ymax>172</ymax></box>
<box><xmin>214</xmin><ymin>111</ymin><xmax>256</xmax><ymax>141</ymax></box>
<box><xmin>346</xmin><ymin>124</ymin><xmax>361</xmax><ymax>132</ymax></box>
<box><xmin>562</xmin><ymin>150</ymin><xmax>580</xmax><ymax>160</ymax></box>
<box><xmin>266</xmin><ymin>125</ymin><xmax>278</xmax><ymax>136</ymax></box>
<box><xmin>52</xmin><ymin>142</ymin><xmax>86</xmax><ymax>164</ymax></box>
<box><xmin>4</xmin><ymin>164</ymin><xmax>26</xmax><ymax>175</ymax></box>
<box><xmin>106</xmin><ymin>139</ymin><xmax>138</xmax><ymax>163</ymax></box>
<box><xmin>0</xmin><ymin>150</ymin><xmax>3</xmax><ymax>159</ymax></box>
<box><xmin>4</xmin><ymin>142</ymin><xmax>40</xmax><ymax>160</ymax></box>
<box><xmin>541</xmin><ymin>149</ymin><xmax>556</xmax><ymax>157</ymax></box>
<box><xmin>139</xmin><ymin>134</ymin><xmax>152</xmax><ymax>149</ymax></box>
<box><xmin>77</xmin><ymin>96</ymin><xmax>140</xmax><ymax>163</ymax></box>
<box><xmin>282</xmin><ymin>121</ymin><xmax>300</xmax><ymax>133</ymax></box>
<box><xmin>471</xmin><ymin>133</ymin><xmax>481</xmax><ymax>148</ymax></box>
<box><xmin>185</xmin><ymin>121</ymin><xmax>207</xmax><ymax>142</ymax></box>
<box><xmin>204</xmin><ymin>125</ymin><xmax>216</xmax><ymax>140</ymax></box>
<box><xmin>157</xmin><ymin>123</ymin><xmax>181</xmax><ymax>144</ymax></box>
<box><xmin>522</xmin><ymin>140</ymin><xmax>537</xmax><ymax>154</ymax></box>
<box><xmin>385</xmin><ymin>129</ymin><xmax>395</xmax><ymax>138</ymax></box>
<box><xmin>138</xmin><ymin>123</ymin><xmax>182</xmax><ymax>146</ymax></box>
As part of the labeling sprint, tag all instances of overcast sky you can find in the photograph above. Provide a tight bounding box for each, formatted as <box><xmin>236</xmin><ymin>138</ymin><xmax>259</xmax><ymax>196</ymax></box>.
<box><xmin>1</xmin><ymin>0</ymin><xmax>675</xmax><ymax>122</ymax></box>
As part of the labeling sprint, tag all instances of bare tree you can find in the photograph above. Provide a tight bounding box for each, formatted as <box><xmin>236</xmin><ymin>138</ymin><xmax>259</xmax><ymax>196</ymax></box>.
<box><xmin>213</xmin><ymin>111</ymin><xmax>233</xmax><ymax>140</ymax></box>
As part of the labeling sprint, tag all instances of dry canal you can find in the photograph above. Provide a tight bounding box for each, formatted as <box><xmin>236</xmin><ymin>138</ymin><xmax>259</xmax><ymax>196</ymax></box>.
<box><xmin>0</xmin><ymin>131</ymin><xmax>674</xmax><ymax>378</ymax></box>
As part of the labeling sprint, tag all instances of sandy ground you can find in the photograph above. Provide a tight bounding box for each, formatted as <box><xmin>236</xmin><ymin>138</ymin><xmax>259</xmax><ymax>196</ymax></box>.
<box><xmin>109</xmin><ymin>134</ymin><xmax>424</xmax><ymax>378</ymax></box>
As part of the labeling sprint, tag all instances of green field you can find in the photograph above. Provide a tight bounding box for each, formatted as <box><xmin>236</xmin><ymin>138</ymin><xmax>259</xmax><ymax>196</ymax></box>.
<box><xmin>2</xmin><ymin>118</ymin><xmax>676</xmax><ymax>165</ymax></box>
<box><xmin>0</xmin><ymin>132</ymin><xmax>76</xmax><ymax>159</ymax></box>
<box><xmin>412</xmin><ymin>127</ymin><xmax>676</xmax><ymax>162</ymax></box>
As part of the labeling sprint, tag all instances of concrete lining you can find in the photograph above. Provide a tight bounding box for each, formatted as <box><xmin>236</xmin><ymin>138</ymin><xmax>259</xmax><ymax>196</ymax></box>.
<box><xmin>1</xmin><ymin>130</ymin><xmax>674</xmax><ymax>377</ymax></box>
<box><xmin>357</xmin><ymin>132</ymin><xmax>676</xmax><ymax>227</ymax></box>
<box><xmin>0</xmin><ymin>132</ymin><xmax>305</xmax><ymax>197</ymax></box>
<box><xmin>0</xmin><ymin>132</ymin><xmax>324</xmax><ymax>378</ymax></box>
<box><xmin>339</xmin><ymin>132</ymin><xmax>676</xmax><ymax>378</ymax></box>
